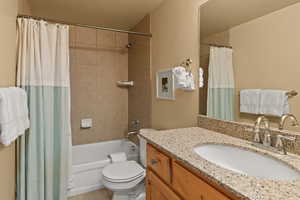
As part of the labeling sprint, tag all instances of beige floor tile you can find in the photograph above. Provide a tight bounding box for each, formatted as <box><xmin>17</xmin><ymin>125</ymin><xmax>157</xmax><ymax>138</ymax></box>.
<box><xmin>68</xmin><ymin>189</ymin><xmax>112</xmax><ymax>200</ymax></box>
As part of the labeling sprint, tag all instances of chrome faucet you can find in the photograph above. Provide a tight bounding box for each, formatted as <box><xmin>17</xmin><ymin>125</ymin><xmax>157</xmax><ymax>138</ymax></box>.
<box><xmin>126</xmin><ymin>130</ymin><xmax>139</xmax><ymax>138</ymax></box>
<box><xmin>253</xmin><ymin>116</ymin><xmax>271</xmax><ymax>146</ymax></box>
<box><xmin>276</xmin><ymin>135</ymin><xmax>296</xmax><ymax>155</ymax></box>
<box><xmin>250</xmin><ymin>116</ymin><xmax>297</xmax><ymax>155</ymax></box>
<box><xmin>279</xmin><ymin>114</ymin><xmax>299</xmax><ymax>130</ymax></box>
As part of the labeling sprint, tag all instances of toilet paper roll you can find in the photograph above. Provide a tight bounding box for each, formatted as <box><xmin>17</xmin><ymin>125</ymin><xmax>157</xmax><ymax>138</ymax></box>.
<box><xmin>109</xmin><ymin>152</ymin><xmax>127</xmax><ymax>163</ymax></box>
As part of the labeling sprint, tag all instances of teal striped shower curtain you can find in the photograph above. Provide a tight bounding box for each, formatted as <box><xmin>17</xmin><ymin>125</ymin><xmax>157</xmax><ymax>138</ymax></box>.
<box><xmin>16</xmin><ymin>18</ymin><xmax>71</xmax><ymax>200</ymax></box>
<box><xmin>207</xmin><ymin>47</ymin><xmax>235</xmax><ymax>121</ymax></box>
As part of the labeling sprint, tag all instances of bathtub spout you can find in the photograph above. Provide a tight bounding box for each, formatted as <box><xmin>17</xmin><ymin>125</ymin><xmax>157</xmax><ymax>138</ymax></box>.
<box><xmin>127</xmin><ymin>130</ymin><xmax>139</xmax><ymax>138</ymax></box>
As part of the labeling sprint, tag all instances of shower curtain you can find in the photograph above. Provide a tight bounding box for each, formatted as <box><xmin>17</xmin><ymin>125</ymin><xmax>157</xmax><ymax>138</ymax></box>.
<box><xmin>16</xmin><ymin>18</ymin><xmax>71</xmax><ymax>200</ymax></box>
<box><xmin>207</xmin><ymin>47</ymin><xmax>235</xmax><ymax>121</ymax></box>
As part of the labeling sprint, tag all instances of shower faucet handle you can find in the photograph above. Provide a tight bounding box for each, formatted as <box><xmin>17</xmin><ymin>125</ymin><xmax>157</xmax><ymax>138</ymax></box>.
<box><xmin>131</xmin><ymin>120</ymin><xmax>141</xmax><ymax>130</ymax></box>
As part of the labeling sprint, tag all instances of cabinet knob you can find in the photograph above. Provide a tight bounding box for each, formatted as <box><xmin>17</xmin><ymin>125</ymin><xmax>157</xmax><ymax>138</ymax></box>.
<box><xmin>200</xmin><ymin>195</ymin><xmax>204</xmax><ymax>200</ymax></box>
<box><xmin>151</xmin><ymin>159</ymin><xmax>159</xmax><ymax>165</ymax></box>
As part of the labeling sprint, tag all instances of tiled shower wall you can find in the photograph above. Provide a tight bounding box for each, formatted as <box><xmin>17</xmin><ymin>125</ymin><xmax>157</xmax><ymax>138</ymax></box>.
<box><xmin>128</xmin><ymin>15</ymin><xmax>152</xmax><ymax>129</ymax></box>
<box><xmin>70</xmin><ymin>26</ymin><xmax>129</xmax><ymax>145</ymax></box>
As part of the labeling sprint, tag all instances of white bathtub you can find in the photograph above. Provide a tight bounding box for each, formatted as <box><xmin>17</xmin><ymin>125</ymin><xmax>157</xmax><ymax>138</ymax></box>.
<box><xmin>68</xmin><ymin>139</ymin><xmax>139</xmax><ymax>197</ymax></box>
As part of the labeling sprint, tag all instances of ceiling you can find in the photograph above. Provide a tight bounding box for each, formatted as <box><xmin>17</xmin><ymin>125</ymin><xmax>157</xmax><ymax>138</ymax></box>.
<box><xmin>28</xmin><ymin>0</ymin><xmax>164</xmax><ymax>30</ymax></box>
<box><xmin>201</xmin><ymin>0</ymin><xmax>300</xmax><ymax>38</ymax></box>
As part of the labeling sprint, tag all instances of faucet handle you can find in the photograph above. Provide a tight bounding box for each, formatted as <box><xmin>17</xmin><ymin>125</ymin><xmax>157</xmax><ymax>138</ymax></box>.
<box><xmin>276</xmin><ymin>135</ymin><xmax>296</xmax><ymax>155</ymax></box>
<box><xmin>263</xmin><ymin>133</ymin><xmax>272</xmax><ymax>146</ymax></box>
<box><xmin>277</xmin><ymin>135</ymin><xmax>296</xmax><ymax>142</ymax></box>
<box><xmin>254</xmin><ymin>132</ymin><xmax>261</xmax><ymax>143</ymax></box>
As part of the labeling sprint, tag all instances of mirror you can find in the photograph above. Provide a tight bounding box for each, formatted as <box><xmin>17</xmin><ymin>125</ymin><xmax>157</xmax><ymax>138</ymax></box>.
<box><xmin>199</xmin><ymin>0</ymin><xmax>300</xmax><ymax>131</ymax></box>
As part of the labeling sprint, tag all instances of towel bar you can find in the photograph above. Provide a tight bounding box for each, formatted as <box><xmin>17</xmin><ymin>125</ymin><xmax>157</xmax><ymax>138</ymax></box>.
<box><xmin>286</xmin><ymin>90</ymin><xmax>298</xmax><ymax>98</ymax></box>
<box><xmin>238</xmin><ymin>90</ymin><xmax>298</xmax><ymax>98</ymax></box>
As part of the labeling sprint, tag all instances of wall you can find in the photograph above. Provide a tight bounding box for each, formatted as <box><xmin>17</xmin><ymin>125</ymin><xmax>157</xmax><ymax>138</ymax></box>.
<box><xmin>150</xmin><ymin>0</ymin><xmax>204</xmax><ymax>129</ymax></box>
<box><xmin>70</xmin><ymin>26</ymin><xmax>129</xmax><ymax>145</ymax></box>
<box><xmin>128</xmin><ymin>15</ymin><xmax>152</xmax><ymax>129</ymax></box>
<box><xmin>230</xmin><ymin>2</ymin><xmax>300</xmax><ymax>131</ymax></box>
<box><xmin>199</xmin><ymin>31</ymin><xmax>230</xmax><ymax>115</ymax></box>
<box><xmin>0</xmin><ymin>1</ymin><xmax>18</xmax><ymax>199</ymax></box>
<box><xmin>18</xmin><ymin>0</ymin><xmax>32</xmax><ymax>15</ymax></box>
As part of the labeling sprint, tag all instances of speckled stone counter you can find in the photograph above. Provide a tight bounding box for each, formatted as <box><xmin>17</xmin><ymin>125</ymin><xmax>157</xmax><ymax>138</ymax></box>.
<box><xmin>140</xmin><ymin>127</ymin><xmax>300</xmax><ymax>200</ymax></box>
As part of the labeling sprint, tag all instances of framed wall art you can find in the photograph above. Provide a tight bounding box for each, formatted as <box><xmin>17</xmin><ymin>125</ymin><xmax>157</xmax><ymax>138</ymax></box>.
<box><xmin>156</xmin><ymin>69</ymin><xmax>175</xmax><ymax>100</ymax></box>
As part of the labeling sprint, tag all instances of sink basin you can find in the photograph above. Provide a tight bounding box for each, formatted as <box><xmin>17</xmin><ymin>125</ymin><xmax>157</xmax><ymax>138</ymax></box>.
<box><xmin>194</xmin><ymin>144</ymin><xmax>300</xmax><ymax>181</ymax></box>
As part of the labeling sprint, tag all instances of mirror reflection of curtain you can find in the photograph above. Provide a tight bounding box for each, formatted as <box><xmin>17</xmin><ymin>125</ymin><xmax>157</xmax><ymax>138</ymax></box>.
<box><xmin>16</xmin><ymin>18</ymin><xmax>72</xmax><ymax>200</ymax></box>
<box><xmin>207</xmin><ymin>47</ymin><xmax>235</xmax><ymax>121</ymax></box>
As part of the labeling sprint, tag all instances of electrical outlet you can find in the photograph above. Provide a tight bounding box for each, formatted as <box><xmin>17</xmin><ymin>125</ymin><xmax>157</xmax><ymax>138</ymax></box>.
<box><xmin>81</xmin><ymin>118</ymin><xmax>93</xmax><ymax>129</ymax></box>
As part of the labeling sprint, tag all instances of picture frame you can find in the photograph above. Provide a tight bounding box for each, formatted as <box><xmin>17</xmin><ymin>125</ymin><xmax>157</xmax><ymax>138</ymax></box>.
<box><xmin>156</xmin><ymin>69</ymin><xmax>175</xmax><ymax>100</ymax></box>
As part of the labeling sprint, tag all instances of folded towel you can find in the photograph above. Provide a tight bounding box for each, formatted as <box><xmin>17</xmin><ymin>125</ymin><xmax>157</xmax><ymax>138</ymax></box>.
<box><xmin>260</xmin><ymin>90</ymin><xmax>289</xmax><ymax>117</ymax></box>
<box><xmin>173</xmin><ymin>66</ymin><xmax>195</xmax><ymax>91</ymax></box>
<box><xmin>0</xmin><ymin>87</ymin><xmax>30</xmax><ymax>146</ymax></box>
<box><xmin>240</xmin><ymin>89</ymin><xmax>261</xmax><ymax>114</ymax></box>
<box><xmin>183</xmin><ymin>72</ymin><xmax>195</xmax><ymax>91</ymax></box>
<box><xmin>199</xmin><ymin>67</ymin><xmax>204</xmax><ymax>88</ymax></box>
<box><xmin>173</xmin><ymin>66</ymin><xmax>188</xmax><ymax>89</ymax></box>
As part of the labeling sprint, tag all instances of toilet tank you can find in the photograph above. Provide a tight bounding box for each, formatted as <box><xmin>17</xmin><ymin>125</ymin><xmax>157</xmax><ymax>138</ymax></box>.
<box><xmin>138</xmin><ymin>129</ymin><xmax>156</xmax><ymax>168</ymax></box>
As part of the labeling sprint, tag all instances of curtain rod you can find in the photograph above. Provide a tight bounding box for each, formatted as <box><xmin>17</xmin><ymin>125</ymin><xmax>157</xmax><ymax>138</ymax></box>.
<box><xmin>201</xmin><ymin>43</ymin><xmax>233</xmax><ymax>49</ymax></box>
<box><xmin>17</xmin><ymin>14</ymin><xmax>152</xmax><ymax>38</ymax></box>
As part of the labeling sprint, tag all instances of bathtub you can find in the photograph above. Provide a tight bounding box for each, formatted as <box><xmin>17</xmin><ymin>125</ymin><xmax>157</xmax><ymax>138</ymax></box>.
<box><xmin>68</xmin><ymin>139</ymin><xmax>139</xmax><ymax>197</ymax></box>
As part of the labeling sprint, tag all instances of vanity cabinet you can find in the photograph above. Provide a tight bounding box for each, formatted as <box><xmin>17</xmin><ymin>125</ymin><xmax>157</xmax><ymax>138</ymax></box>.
<box><xmin>146</xmin><ymin>144</ymin><xmax>236</xmax><ymax>200</ymax></box>
<box><xmin>147</xmin><ymin>170</ymin><xmax>182</xmax><ymax>200</ymax></box>
<box><xmin>147</xmin><ymin>143</ymin><xmax>171</xmax><ymax>184</ymax></box>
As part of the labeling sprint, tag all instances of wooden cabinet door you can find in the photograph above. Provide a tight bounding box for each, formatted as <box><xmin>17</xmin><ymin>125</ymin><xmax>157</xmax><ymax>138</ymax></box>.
<box><xmin>172</xmin><ymin>162</ymin><xmax>231</xmax><ymax>200</ymax></box>
<box><xmin>147</xmin><ymin>144</ymin><xmax>171</xmax><ymax>183</ymax></box>
<box><xmin>147</xmin><ymin>170</ymin><xmax>181</xmax><ymax>200</ymax></box>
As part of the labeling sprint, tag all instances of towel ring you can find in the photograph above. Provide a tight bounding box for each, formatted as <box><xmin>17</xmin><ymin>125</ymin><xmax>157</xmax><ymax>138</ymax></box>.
<box><xmin>180</xmin><ymin>58</ymin><xmax>193</xmax><ymax>73</ymax></box>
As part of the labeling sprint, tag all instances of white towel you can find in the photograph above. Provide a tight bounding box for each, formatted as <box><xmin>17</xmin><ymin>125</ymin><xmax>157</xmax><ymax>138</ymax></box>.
<box><xmin>173</xmin><ymin>66</ymin><xmax>188</xmax><ymax>89</ymax></box>
<box><xmin>183</xmin><ymin>72</ymin><xmax>195</xmax><ymax>91</ymax></box>
<box><xmin>240</xmin><ymin>89</ymin><xmax>261</xmax><ymax>114</ymax></box>
<box><xmin>199</xmin><ymin>67</ymin><xmax>204</xmax><ymax>88</ymax></box>
<box><xmin>0</xmin><ymin>87</ymin><xmax>30</xmax><ymax>146</ymax></box>
<box><xmin>173</xmin><ymin>66</ymin><xmax>195</xmax><ymax>91</ymax></box>
<box><xmin>260</xmin><ymin>90</ymin><xmax>289</xmax><ymax>117</ymax></box>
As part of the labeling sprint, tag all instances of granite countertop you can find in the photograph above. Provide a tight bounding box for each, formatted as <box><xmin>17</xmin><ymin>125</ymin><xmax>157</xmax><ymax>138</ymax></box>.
<box><xmin>139</xmin><ymin>127</ymin><xmax>300</xmax><ymax>200</ymax></box>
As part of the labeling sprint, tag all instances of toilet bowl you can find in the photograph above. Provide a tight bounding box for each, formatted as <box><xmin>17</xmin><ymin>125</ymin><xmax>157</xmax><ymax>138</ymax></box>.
<box><xmin>103</xmin><ymin>161</ymin><xmax>145</xmax><ymax>200</ymax></box>
<box><xmin>102</xmin><ymin>129</ymin><xmax>156</xmax><ymax>200</ymax></box>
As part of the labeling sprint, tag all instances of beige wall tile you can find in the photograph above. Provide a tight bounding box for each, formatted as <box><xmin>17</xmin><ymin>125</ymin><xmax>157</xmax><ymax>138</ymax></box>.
<box><xmin>116</xmin><ymin>32</ymin><xmax>129</xmax><ymax>49</ymax></box>
<box><xmin>71</xmin><ymin>26</ymin><xmax>128</xmax><ymax>145</ymax></box>
<box><xmin>69</xmin><ymin>26</ymin><xmax>77</xmax><ymax>47</ymax></box>
<box><xmin>76</xmin><ymin>26</ymin><xmax>97</xmax><ymax>48</ymax></box>
<box><xmin>128</xmin><ymin>15</ymin><xmax>152</xmax><ymax>129</ymax></box>
<box><xmin>97</xmin><ymin>30</ymin><xmax>116</xmax><ymax>49</ymax></box>
<box><xmin>75</xmin><ymin>49</ymin><xmax>98</xmax><ymax>66</ymax></box>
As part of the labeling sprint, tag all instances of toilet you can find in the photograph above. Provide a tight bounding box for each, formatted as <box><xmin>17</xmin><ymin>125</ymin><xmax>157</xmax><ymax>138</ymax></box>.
<box><xmin>102</xmin><ymin>129</ymin><xmax>155</xmax><ymax>200</ymax></box>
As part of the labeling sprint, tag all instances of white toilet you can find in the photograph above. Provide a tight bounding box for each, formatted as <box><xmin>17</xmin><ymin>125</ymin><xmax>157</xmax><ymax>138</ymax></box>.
<box><xmin>102</xmin><ymin>129</ymin><xmax>154</xmax><ymax>200</ymax></box>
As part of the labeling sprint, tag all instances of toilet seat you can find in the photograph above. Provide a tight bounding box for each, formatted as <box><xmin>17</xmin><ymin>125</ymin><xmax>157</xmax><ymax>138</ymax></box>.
<box><xmin>103</xmin><ymin>161</ymin><xmax>145</xmax><ymax>183</ymax></box>
<box><xmin>103</xmin><ymin>174</ymin><xmax>145</xmax><ymax>191</ymax></box>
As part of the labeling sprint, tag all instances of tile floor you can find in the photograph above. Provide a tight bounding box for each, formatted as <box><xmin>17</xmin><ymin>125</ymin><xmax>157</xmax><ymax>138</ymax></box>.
<box><xmin>68</xmin><ymin>189</ymin><xmax>112</xmax><ymax>200</ymax></box>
